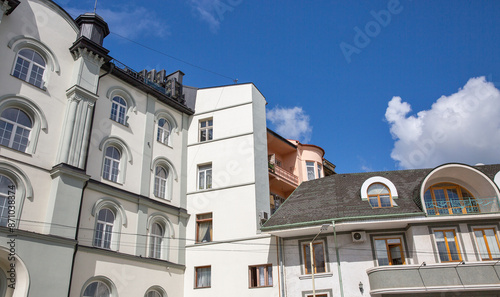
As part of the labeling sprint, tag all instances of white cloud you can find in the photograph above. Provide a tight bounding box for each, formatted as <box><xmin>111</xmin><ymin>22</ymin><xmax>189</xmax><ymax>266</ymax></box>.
<box><xmin>188</xmin><ymin>0</ymin><xmax>242</xmax><ymax>33</ymax></box>
<box><xmin>267</xmin><ymin>106</ymin><xmax>313</xmax><ymax>143</ymax></box>
<box><xmin>66</xmin><ymin>6</ymin><xmax>168</xmax><ymax>39</ymax></box>
<box><xmin>385</xmin><ymin>77</ymin><xmax>500</xmax><ymax>169</ymax></box>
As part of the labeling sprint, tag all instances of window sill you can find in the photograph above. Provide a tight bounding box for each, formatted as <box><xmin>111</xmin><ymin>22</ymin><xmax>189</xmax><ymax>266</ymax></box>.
<box><xmin>10</xmin><ymin>74</ymin><xmax>46</xmax><ymax>91</ymax></box>
<box><xmin>249</xmin><ymin>285</ymin><xmax>273</xmax><ymax>289</ymax></box>
<box><xmin>194</xmin><ymin>286</ymin><xmax>211</xmax><ymax>289</ymax></box>
<box><xmin>109</xmin><ymin>118</ymin><xmax>129</xmax><ymax>128</ymax></box>
<box><xmin>0</xmin><ymin>144</ymin><xmax>32</xmax><ymax>156</ymax></box>
<box><xmin>299</xmin><ymin>272</ymin><xmax>333</xmax><ymax>280</ymax></box>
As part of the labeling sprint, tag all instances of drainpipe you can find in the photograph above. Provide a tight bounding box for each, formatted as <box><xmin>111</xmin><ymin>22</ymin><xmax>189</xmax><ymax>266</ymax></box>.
<box><xmin>278</xmin><ymin>236</ymin><xmax>286</xmax><ymax>297</ymax></box>
<box><xmin>332</xmin><ymin>221</ymin><xmax>344</xmax><ymax>297</ymax></box>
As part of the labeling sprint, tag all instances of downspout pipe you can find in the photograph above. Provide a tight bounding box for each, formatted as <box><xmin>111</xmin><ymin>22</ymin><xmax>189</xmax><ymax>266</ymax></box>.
<box><xmin>333</xmin><ymin>221</ymin><xmax>345</xmax><ymax>297</ymax></box>
<box><xmin>278</xmin><ymin>236</ymin><xmax>286</xmax><ymax>297</ymax></box>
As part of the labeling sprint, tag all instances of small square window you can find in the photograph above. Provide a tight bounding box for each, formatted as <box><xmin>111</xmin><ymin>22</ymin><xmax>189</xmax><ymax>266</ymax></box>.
<box><xmin>249</xmin><ymin>264</ymin><xmax>272</xmax><ymax>288</ymax></box>
<box><xmin>374</xmin><ymin>237</ymin><xmax>405</xmax><ymax>266</ymax></box>
<box><xmin>199</xmin><ymin>119</ymin><xmax>213</xmax><ymax>142</ymax></box>
<box><xmin>195</xmin><ymin>266</ymin><xmax>211</xmax><ymax>288</ymax></box>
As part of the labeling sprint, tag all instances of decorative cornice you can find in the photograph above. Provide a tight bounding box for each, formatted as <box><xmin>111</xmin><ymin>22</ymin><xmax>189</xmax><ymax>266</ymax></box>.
<box><xmin>66</xmin><ymin>84</ymin><xmax>99</xmax><ymax>104</ymax></box>
<box><xmin>69</xmin><ymin>36</ymin><xmax>111</xmax><ymax>64</ymax></box>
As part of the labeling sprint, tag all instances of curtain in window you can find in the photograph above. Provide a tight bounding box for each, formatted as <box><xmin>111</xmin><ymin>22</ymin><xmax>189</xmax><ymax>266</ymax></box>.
<box><xmin>197</xmin><ymin>267</ymin><xmax>211</xmax><ymax>287</ymax></box>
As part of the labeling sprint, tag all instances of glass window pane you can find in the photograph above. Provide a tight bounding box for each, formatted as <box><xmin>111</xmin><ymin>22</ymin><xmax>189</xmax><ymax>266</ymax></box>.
<box><xmin>484</xmin><ymin>229</ymin><xmax>500</xmax><ymax>259</ymax></box>
<box><xmin>314</xmin><ymin>243</ymin><xmax>325</xmax><ymax>273</ymax></box>
<box><xmin>375</xmin><ymin>240</ymin><xmax>389</xmax><ymax>266</ymax></box>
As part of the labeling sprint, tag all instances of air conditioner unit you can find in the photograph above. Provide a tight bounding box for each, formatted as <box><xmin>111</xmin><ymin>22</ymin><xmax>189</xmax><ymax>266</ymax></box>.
<box><xmin>259</xmin><ymin>211</ymin><xmax>269</xmax><ymax>223</ymax></box>
<box><xmin>352</xmin><ymin>231</ymin><xmax>366</xmax><ymax>243</ymax></box>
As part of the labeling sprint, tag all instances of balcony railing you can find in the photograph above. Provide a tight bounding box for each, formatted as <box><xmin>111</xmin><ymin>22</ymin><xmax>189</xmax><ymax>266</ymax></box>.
<box><xmin>425</xmin><ymin>197</ymin><xmax>500</xmax><ymax>215</ymax></box>
<box><xmin>110</xmin><ymin>59</ymin><xmax>185</xmax><ymax>104</ymax></box>
<box><xmin>269</xmin><ymin>162</ymin><xmax>298</xmax><ymax>186</ymax></box>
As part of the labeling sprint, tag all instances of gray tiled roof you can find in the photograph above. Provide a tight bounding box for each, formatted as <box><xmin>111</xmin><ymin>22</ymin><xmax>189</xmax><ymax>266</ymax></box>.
<box><xmin>262</xmin><ymin>164</ymin><xmax>500</xmax><ymax>230</ymax></box>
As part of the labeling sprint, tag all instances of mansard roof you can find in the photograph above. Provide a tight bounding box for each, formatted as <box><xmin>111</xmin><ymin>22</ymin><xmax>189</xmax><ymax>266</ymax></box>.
<box><xmin>262</xmin><ymin>163</ymin><xmax>500</xmax><ymax>231</ymax></box>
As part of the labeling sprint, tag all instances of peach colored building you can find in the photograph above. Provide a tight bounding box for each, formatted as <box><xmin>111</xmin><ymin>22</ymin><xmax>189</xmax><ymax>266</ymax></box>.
<box><xmin>267</xmin><ymin>129</ymin><xmax>335</xmax><ymax>214</ymax></box>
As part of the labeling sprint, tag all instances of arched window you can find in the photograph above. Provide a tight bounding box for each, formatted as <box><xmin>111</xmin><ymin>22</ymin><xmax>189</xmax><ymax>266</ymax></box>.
<box><xmin>94</xmin><ymin>208</ymin><xmax>115</xmax><ymax>249</ymax></box>
<box><xmin>149</xmin><ymin>222</ymin><xmax>163</xmax><ymax>258</ymax></box>
<box><xmin>424</xmin><ymin>183</ymin><xmax>478</xmax><ymax>215</ymax></box>
<box><xmin>12</xmin><ymin>49</ymin><xmax>46</xmax><ymax>88</ymax></box>
<box><xmin>102</xmin><ymin>146</ymin><xmax>120</xmax><ymax>183</ymax></box>
<box><xmin>110</xmin><ymin>96</ymin><xmax>127</xmax><ymax>125</ymax></box>
<box><xmin>368</xmin><ymin>183</ymin><xmax>393</xmax><ymax>208</ymax></box>
<box><xmin>0</xmin><ymin>108</ymin><xmax>32</xmax><ymax>152</ymax></box>
<box><xmin>146</xmin><ymin>290</ymin><xmax>162</xmax><ymax>297</ymax></box>
<box><xmin>82</xmin><ymin>280</ymin><xmax>111</xmax><ymax>297</ymax></box>
<box><xmin>154</xmin><ymin>165</ymin><xmax>168</xmax><ymax>199</ymax></box>
<box><xmin>157</xmin><ymin>118</ymin><xmax>172</xmax><ymax>146</ymax></box>
<box><xmin>0</xmin><ymin>175</ymin><xmax>15</xmax><ymax>226</ymax></box>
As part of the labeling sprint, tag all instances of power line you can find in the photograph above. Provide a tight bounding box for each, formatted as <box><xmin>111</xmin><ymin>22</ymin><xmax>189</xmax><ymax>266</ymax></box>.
<box><xmin>54</xmin><ymin>1</ymin><xmax>237</xmax><ymax>83</ymax></box>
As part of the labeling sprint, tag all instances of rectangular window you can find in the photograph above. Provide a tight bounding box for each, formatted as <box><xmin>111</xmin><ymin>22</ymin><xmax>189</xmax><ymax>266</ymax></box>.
<box><xmin>196</xmin><ymin>213</ymin><xmax>213</xmax><ymax>243</ymax></box>
<box><xmin>474</xmin><ymin>228</ymin><xmax>500</xmax><ymax>260</ymax></box>
<box><xmin>303</xmin><ymin>241</ymin><xmax>326</xmax><ymax>274</ymax></box>
<box><xmin>198</xmin><ymin>164</ymin><xmax>212</xmax><ymax>190</ymax></box>
<box><xmin>199</xmin><ymin>119</ymin><xmax>213</xmax><ymax>142</ymax></box>
<box><xmin>317</xmin><ymin>163</ymin><xmax>322</xmax><ymax>178</ymax></box>
<box><xmin>249</xmin><ymin>264</ymin><xmax>272</xmax><ymax>288</ymax></box>
<box><xmin>434</xmin><ymin>230</ymin><xmax>462</xmax><ymax>262</ymax></box>
<box><xmin>306</xmin><ymin>161</ymin><xmax>315</xmax><ymax>180</ymax></box>
<box><xmin>195</xmin><ymin>266</ymin><xmax>211</xmax><ymax>288</ymax></box>
<box><xmin>374</xmin><ymin>238</ymin><xmax>405</xmax><ymax>266</ymax></box>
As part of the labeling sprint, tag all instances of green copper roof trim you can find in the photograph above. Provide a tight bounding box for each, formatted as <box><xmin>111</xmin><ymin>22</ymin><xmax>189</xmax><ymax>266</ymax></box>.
<box><xmin>261</xmin><ymin>212</ymin><xmax>426</xmax><ymax>231</ymax></box>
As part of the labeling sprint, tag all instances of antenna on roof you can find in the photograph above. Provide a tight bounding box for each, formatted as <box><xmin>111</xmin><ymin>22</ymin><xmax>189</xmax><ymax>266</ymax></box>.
<box><xmin>93</xmin><ymin>0</ymin><xmax>98</xmax><ymax>13</ymax></box>
<box><xmin>233</xmin><ymin>78</ymin><xmax>238</xmax><ymax>84</ymax></box>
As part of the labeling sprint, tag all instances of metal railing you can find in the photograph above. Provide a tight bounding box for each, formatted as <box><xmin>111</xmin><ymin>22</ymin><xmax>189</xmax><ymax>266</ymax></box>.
<box><xmin>425</xmin><ymin>197</ymin><xmax>499</xmax><ymax>215</ymax></box>
<box><xmin>110</xmin><ymin>59</ymin><xmax>184</xmax><ymax>104</ymax></box>
<box><xmin>269</xmin><ymin>162</ymin><xmax>298</xmax><ymax>185</ymax></box>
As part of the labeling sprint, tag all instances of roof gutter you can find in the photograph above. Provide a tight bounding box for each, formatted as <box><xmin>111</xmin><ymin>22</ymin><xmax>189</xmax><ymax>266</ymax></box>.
<box><xmin>261</xmin><ymin>212</ymin><xmax>426</xmax><ymax>232</ymax></box>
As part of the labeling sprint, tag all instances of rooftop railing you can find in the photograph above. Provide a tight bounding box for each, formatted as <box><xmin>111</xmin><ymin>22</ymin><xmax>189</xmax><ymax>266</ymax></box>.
<box><xmin>425</xmin><ymin>197</ymin><xmax>499</xmax><ymax>215</ymax></box>
<box><xmin>110</xmin><ymin>59</ymin><xmax>185</xmax><ymax>104</ymax></box>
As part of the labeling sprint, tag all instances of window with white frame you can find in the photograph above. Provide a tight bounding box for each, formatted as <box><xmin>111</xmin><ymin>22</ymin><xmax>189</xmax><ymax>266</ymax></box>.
<box><xmin>317</xmin><ymin>163</ymin><xmax>322</xmax><ymax>178</ymax></box>
<box><xmin>195</xmin><ymin>266</ymin><xmax>211</xmax><ymax>288</ymax></box>
<box><xmin>0</xmin><ymin>174</ymin><xmax>14</xmax><ymax>226</ymax></box>
<box><xmin>110</xmin><ymin>96</ymin><xmax>127</xmax><ymax>125</ymax></box>
<box><xmin>154</xmin><ymin>165</ymin><xmax>168</xmax><ymax>199</ymax></box>
<box><xmin>94</xmin><ymin>208</ymin><xmax>114</xmax><ymax>249</ymax></box>
<box><xmin>149</xmin><ymin>222</ymin><xmax>163</xmax><ymax>259</ymax></box>
<box><xmin>434</xmin><ymin>229</ymin><xmax>462</xmax><ymax>262</ymax></box>
<box><xmin>83</xmin><ymin>280</ymin><xmax>111</xmax><ymax>297</ymax></box>
<box><xmin>102</xmin><ymin>146</ymin><xmax>121</xmax><ymax>183</ymax></box>
<box><xmin>474</xmin><ymin>228</ymin><xmax>500</xmax><ymax>260</ymax></box>
<box><xmin>374</xmin><ymin>237</ymin><xmax>405</xmax><ymax>266</ymax></box>
<box><xmin>306</xmin><ymin>161</ymin><xmax>315</xmax><ymax>180</ymax></box>
<box><xmin>249</xmin><ymin>264</ymin><xmax>272</xmax><ymax>288</ymax></box>
<box><xmin>199</xmin><ymin>118</ymin><xmax>213</xmax><ymax>142</ymax></box>
<box><xmin>198</xmin><ymin>164</ymin><xmax>212</xmax><ymax>190</ymax></box>
<box><xmin>0</xmin><ymin>108</ymin><xmax>32</xmax><ymax>153</ymax></box>
<box><xmin>302</xmin><ymin>241</ymin><xmax>326</xmax><ymax>274</ymax></box>
<box><xmin>157</xmin><ymin>118</ymin><xmax>172</xmax><ymax>146</ymax></box>
<box><xmin>12</xmin><ymin>48</ymin><xmax>46</xmax><ymax>89</ymax></box>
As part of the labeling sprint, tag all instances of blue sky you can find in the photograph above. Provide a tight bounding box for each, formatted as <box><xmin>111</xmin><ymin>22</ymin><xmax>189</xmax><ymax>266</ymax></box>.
<box><xmin>57</xmin><ymin>0</ymin><xmax>500</xmax><ymax>174</ymax></box>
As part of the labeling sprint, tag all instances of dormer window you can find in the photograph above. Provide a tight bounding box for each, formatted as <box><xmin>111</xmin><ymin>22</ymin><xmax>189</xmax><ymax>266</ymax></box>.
<box><xmin>424</xmin><ymin>183</ymin><xmax>478</xmax><ymax>215</ymax></box>
<box><xmin>368</xmin><ymin>183</ymin><xmax>393</xmax><ymax>208</ymax></box>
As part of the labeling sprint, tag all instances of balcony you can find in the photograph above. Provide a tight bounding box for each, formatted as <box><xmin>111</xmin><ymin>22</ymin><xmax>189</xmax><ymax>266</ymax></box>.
<box><xmin>269</xmin><ymin>162</ymin><xmax>298</xmax><ymax>186</ymax></box>
<box><xmin>368</xmin><ymin>262</ymin><xmax>500</xmax><ymax>296</ymax></box>
<box><xmin>425</xmin><ymin>197</ymin><xmax>500</xmax><ymax>216</ymax></box>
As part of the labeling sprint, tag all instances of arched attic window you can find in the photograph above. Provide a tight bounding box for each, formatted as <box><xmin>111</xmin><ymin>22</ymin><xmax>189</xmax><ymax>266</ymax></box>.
<box><xmin>424</xmin><ymin>183</ymin><xmax>478</xmax><ymax>215</ymax></box>
<box><xmin>360</xmin><ymin>176</ymin><xmax>399</xmax><ymax>208</ymax></box>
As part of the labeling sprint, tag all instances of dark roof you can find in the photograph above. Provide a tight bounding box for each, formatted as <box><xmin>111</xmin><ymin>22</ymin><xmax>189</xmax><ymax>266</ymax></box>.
<box><xmin>262</xmin><ymin>164</ymin><xmax>500</xmax><ymax>230</ymax></box>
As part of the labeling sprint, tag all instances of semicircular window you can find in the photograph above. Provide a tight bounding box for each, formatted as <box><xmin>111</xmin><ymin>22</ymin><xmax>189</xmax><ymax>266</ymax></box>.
<box><xmin>424</xmin><ymin>183</ymin><xmax>478</xmax><ymax>215</ymax></box>
<box><xmin>368</xmin><ymin>183</ymin><xmax>393</xmax><ymax>208</ymax></box>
